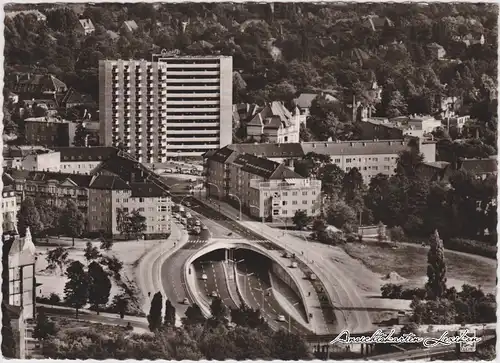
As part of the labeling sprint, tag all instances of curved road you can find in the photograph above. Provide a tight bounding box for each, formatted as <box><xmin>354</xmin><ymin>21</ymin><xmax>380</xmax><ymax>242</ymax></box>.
<box><xmin>235</xmin><ymin>262</ymin><xmax>310</xmax><ymax>335</ymax></box>
<box><xmin>160</xmin><ymin>227</ymin><xmax>209</xmax><ymax>317</ymax></box>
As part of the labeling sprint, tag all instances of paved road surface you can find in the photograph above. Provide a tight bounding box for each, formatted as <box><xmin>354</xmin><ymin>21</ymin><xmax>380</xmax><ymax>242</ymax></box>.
<box><xmin>235</xmin><ymin>262</ymin><xmax>310</xmax><ymax>335</ymax></box>
<box><xmin>160</xmin><ymin>229</ymin><xmax>209</xmax><ymax>317</ymax></box>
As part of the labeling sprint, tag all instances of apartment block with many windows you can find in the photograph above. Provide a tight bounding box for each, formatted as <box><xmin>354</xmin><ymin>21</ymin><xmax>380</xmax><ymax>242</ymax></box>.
<box><xmin>204</xmin><ymin>146</ymin><xmax>322</xmax><ymax>222</ymax></box>
<box><xmin>99</xmin><ymin>56</ymin><xmax>232</xmax><ymax>161</ymax></box>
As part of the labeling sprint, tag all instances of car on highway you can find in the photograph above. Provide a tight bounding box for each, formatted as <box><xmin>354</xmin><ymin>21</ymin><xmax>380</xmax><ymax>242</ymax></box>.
<box><xmin>183</xmin><ymin>298</ymin><xmax>189</xmax><ymax>305</ymax></box>
<box><xmin>309</xmin><ymin>273</ymin><xmax>317</xmax><ymax>281</ymax></box>
<box><xmin>201</xmin><ymin>273</ymin><xmax>208</xmax><ymax>280</ymax></box>
<box><xmin>277</xmin><ymin>315</ymin><xmax>286</xmax><ymax>322</ymax></box>
<box><xmin>174</xmin><ymin>213</ymin><xmax>180</xmax><ymax>220</ymax></box>
<box><xmin>181</xmin><ymin>218</ymin><xmax>187</xmax><ymax>225</ymax></box>
<box><xmin>210</xmin><ymin>291</ymin><xmax>218</xmax><ymax>298</ymax></box>
<box><xmin>165</xmin><ymin>168</ymin><xmax>173</xmax><ymax>173</ymax></box>
<box><xmin>185</xmin><ymin>212</ymin><xmax>192</xmax><ymax>219</ymax></box>
<box><xmin>290</xmin><ymin>261</ymin><xmax>298</xmax><ymax>268</ymax></box>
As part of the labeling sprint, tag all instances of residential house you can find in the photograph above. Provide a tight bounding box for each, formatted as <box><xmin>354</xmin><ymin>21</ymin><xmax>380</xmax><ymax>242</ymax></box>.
<box><xmin>407</xmin><ymin>115</ymin><xmax>442</xmax><ymax>133</ymax></box>
<box><xmin>19</xmin><ymin>149</ymin><xmax>61</xmax><ymax>172</ymax></box>
<box><xmin>57</xmin><ymin>87</ymin><xmax>95</xmax><ymax>109</ymax></box>
<box><xmin>122</xmin><ymin>20</ymin><xmax>139</xmax><ymax>33</ymax></box>
<box><xmin>427</xmin><ymin>43</ymin><xmax>446</xmax><ymax>60</ymax></box>
<box><xmin>3</xmin><ymin>145</ymin><xmax>52</xmax><ymax>169</ymax></box>
<box><xmin>443</xmin><ymin>115</ymin><xmax>471</xmax><ymax>133</ymax></box>
<box><xmin>8</xmin><ymin>92</ymin><xmax>19</xmax><ymax>104</ymax></box>
<box><xmin>418</xmin><ymin>157</ymin><xmax>497</xmax><ymax>183</ymax></box>
<box><xmin>293</xmin><ymin>92</ymin><xmax>339</xmax><ymax>125</ymax></box>
<box><xmin>24</xmin><ymin>117</ymin><xmax>77</xmax><ymax>147</ymax></box>
<box><xmin>204</xmin><ymin>146</ymin><xmax>322</xmax><ymax>222</ymax></box>
<box><xmin>76</xmin><ymin>18</ymin><xmax>95</xmax><ymax>35</ymax></box>
<box><xmin>2</xmin><ymin>227</ymin><xmax>37</xmax><ymax>321</ymax></box>
<box><xmin>21</xmin><ymin>99</ymin><xmax>59</xmax><ymax>116</ymax></box>
<box><xmin>246</xmin><ymin>101</ymin><xmax>300</xmax><ymax>143</ymax></box>
<box><xmin>13</xmin><ymin>73</ymin><xmax>67</xmax><ymax>101</ymax></box>
<box><xmin>2</xmin><ymin>186</ymin><xmax>17</xmax><ymax>233</ymax></box>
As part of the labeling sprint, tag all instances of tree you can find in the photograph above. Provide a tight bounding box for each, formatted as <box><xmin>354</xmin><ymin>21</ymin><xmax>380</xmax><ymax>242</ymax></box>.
<box><xmin>147</xmin><ymin>292</ymin><xmax>163</xmax><ymax>332</ymax></box>
<box><xmin>116</xmin><ymin>208</ymin><xmax>131</xmax><ymax>237</ymax></box>
<box><xmin>292</xmin><ymin>210</ymin><xmax>310</xmax><ymax>230</ymax></box>
<box><xmin>60</xmin><ymin>200</ymin><xmax>86</xmax><ymax>246</ymax></box>
<box><xmin>88</xmin><ymin>261</ymin><xmax>111</xmax><ymax>315</ymax></box>
<box><xmin>209</xmin><ymin>297</ymin><xmax>228</xmax><ymax>325</ymax></box>
<box><xmin>46</xmin><ymin>247</ymin><xmax>69</xmax><ymax>276</ymax></box>
<box><xmin>33</xmin><ymin>307</ymin><xmax>57</xmax><ymax>341</ymax></box>
<box><xmin>111</xmin><ymin>292</ymin><xmax>129</xmax><ymax>319</ymax></box>
<box><xmin>395</xmin><ymin>149</ymin><xmax>424</xmax><ymax>178</ymax></box>
<box><xmin>325</xmin><ymin>199</ymin><xmax>358</xmax><ymax>232</ymax></box>
<box><xmin>84</xmin><ymin>241</ymin><xmax>101</xmax><ymax>263</ymax></box>
<box><xmin>100</xmin><ymin>237</ymin><xmax>114</xmax><ymax>251</ymax></box>
<box><xmin>386</xmin><ymin>90</ymin><xmax>408</xmax><ymax>118</ymax></box>
<box><xmin>318</xmin><ymin>163</ymin><xmax>345</xmax><ymax>198</ymax></box>
<box><xmin>230</xmin><ymin>304</ymin><xmax>267</xmax><ymax>329</ymax></box>
<box><xmin>183</xmin><ymin>303</ymin><xmax>206</xmax><ymax>326</ymax></box>
<box><xmin>425</xmin><ymin>230</ymin><xmax>447</xmax><ymax>300</ymax></box>
<box><xmin>64</xmin><ymin>261</ymin><xmax>89</xmax><ymax>319</ymax></box>
<box><xmin>1</xmin><ymin>304</ymin><xmax>17</xmax><ymax>358</ymax></box>
<box><xmin>73</xmin><ymin>122</ymin><xmax>88</xmax><ymax>146</ymax></box>
<box><xmin>377</xmin><ymin>222</ymin><xmax>387</xmax><ymax>242</ymax></box>
<box><xmin>129</xmin><ymin>210</ymin><xmax>147</xmax><ymax>239</ymax></box>
<box><xmin>164</xmin><ymin>299</ymin><xmax>176</xmax><ymax>327</ymax></box>
<box><xmin>17</xmin><ymin>196</ymin><xmax>43</xmax><ymax>237</ymax></box>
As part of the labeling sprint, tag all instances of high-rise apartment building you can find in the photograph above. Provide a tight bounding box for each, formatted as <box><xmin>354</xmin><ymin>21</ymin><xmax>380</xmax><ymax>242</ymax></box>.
<box><xmin>99</xmin><ymin>56</ymin><xmax>233</xmax><ymax>162</ymax></box>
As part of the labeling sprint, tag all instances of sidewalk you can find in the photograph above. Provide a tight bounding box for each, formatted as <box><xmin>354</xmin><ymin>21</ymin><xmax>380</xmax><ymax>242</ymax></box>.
<box><xmin>136</xmin><ymin>222</ymin><xmax>189</xmax><ymax>323</ymax></box>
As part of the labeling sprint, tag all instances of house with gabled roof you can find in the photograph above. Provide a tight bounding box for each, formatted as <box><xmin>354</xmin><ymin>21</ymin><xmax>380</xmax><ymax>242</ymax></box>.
<box><xmin>246</xmin><ymin>101</ymin><xmax>300</xmax><ymax>144</ymax></box>
<box><xmin>76</xmin><ymin>18</ymin><xmax>95</xmax><ymax>35</ymax></box>
<box><xmin>13</xmin><ymin>73</ymin><xmax>68</xmax><ymax>100</ymax></box>
<box><xmin>362</xmin><ymin>15</ymin><xmax>394</xmax><ymax>32</ymax></box>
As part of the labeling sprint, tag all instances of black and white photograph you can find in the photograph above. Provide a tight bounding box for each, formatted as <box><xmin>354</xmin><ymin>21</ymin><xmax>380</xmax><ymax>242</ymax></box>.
<box><xmin>0</xmin><ymin>1</ymin><xmax>497</xmax><ymax>360</ymax></box>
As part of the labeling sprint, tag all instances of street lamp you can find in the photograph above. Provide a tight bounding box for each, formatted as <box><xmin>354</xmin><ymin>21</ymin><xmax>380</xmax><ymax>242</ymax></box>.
<box><xmin>206</xmin><ymin>182</ymin><xmax>221</xmax><ymax>213</ymax></box>
<box><xmin>228</xmin><ymin>193</ymin><xmax>242</xmax><ymax>221</ymax></box>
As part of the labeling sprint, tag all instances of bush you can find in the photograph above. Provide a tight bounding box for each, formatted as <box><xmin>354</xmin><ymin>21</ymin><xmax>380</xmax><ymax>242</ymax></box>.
<box><xmin>401</xmin><ymin>322</ymin><xmax>420</xmax><ymax>335</ymax></box>
<box><xmin>381</xmin><ymin>284</ymin><xmax>427</xmax><ymax>300</ymax></box>
<box><xmin>389</xmin><ymin>226</ymin><xmax>406</xmax><ymax>241</ymax></box>
<box><xmin>445</xmin><ymin>238</ymin><xmax>496</xmax><ymax>259</ymax></box>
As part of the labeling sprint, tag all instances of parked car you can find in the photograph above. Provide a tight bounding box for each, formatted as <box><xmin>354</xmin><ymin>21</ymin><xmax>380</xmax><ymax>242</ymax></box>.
<box><xmin>194</xmin><ymin>219</ymin><xmax>201</xmax><ymax>226</ymax></box>
<box><xmin>290</xmin><ymin>261</ymin><xmax>298</xmax><ymax>268</ymax></box>
<box><xmin>183</xmin><ymin>298</ymin><xmax>189</xmax><ymax>305</ymax></box>
<box><xmin>165</xmin><ymin>168</ymin><xmax>173</xmax><ymax>173</ymax></box>
<box><xmin>277</xmin><ymin>315</ymin><xmax>286</xmax><ymax>322</ymax></box>
<box><xmin>210</xmin><ymin>291</ymin><xmax>218</xmax><ymax>298</ymax></box>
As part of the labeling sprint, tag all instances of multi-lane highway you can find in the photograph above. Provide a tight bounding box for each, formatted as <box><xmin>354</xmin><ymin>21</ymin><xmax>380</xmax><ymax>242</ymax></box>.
<box><xmin>234</xmin><ymin>259</ymin><xmax>310</xmax><ymax>335</ymax></box>
<box><xmin>160</xmin><ymin>227</ymin><xmax>209</xmax><ymax>317</ymax></box>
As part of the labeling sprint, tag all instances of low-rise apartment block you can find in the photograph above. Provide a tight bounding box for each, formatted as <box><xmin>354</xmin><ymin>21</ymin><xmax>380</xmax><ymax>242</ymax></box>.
<box><xmin>5</xmin><ymin>153</ymin><xmax>172</xmax><ymax>238</ymax></box>
<box><xmin>204</xmin><ymin>146</ymin><xmax>322</xmax><ymax>221</ymax></box>
<box><xmin>24</xmin><ymin>116</ymin><xmax>77</xmax><ymax>147</ymax></box>
<box><xmin>55</xmin><ymin>146</ymin><xmax>120</xmax><ymax>174</ymax></box>
<box><xmin>223</xmin><ymin>138</ymin><xmax>436</xmax><ymax>184</ymax></box>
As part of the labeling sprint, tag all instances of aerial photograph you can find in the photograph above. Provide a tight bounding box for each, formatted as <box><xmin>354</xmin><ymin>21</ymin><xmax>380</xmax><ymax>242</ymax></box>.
<box><xmin>1</xmin><ymin>1</ymin><xmax>497</xmax><ymax>360</ymax></box>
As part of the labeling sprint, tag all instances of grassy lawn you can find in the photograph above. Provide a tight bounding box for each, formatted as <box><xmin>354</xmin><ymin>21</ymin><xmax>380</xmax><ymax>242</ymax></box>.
<box><xmin>343</xmin><ymin>242</ymin><xmax>497</xmax><ymax>294</ymax></box>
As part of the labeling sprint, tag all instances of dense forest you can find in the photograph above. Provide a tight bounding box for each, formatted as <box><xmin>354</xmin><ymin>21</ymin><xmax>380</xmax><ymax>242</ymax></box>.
<box><xmin>5</xmin><ymin>3</ymin><xmax>497</xmax><ymax>110</ymax></box>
